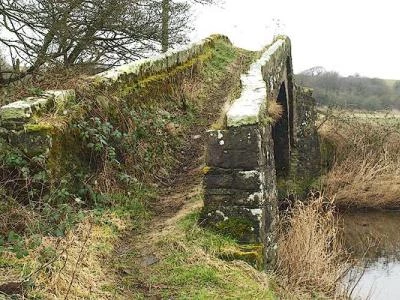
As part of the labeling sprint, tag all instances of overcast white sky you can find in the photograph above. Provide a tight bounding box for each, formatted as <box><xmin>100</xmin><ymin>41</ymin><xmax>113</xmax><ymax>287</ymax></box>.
<box><xmin>190</xmin><ymin>0</ymin><xmax>400</xmax><ymax>79</ymax></box>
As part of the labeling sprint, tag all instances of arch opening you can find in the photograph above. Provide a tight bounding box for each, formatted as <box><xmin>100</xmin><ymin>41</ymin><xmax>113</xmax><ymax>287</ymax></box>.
<box><xmin>272</xmin><ymin>81</ymin><xmax>291</xmax><ymax>177</ymax></box>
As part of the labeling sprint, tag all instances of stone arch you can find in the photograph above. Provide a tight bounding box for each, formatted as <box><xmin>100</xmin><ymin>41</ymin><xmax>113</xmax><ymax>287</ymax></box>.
<box><xmin>272</xmin><ymin>81</ymin><xmax>290</xmax><ymax>177</ymax></box>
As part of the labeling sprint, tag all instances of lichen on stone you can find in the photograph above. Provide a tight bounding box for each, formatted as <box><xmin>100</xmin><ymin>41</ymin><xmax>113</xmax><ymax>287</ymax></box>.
<box><xmin>226</xmin><ymin>38</ymin><xmax>288</xmax><ymax>128</ymax></box>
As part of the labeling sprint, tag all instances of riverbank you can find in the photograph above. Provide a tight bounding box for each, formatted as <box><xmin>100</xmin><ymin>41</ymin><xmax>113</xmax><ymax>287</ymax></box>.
<box><xmin>319</xmin><ymin>109</ymin><xmax>400</xmax><ymax>209</ymax></box>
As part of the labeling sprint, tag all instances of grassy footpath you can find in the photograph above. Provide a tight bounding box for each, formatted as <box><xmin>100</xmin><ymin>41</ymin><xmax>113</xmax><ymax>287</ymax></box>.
<box><xmin>113</xmin><ymin>199</ymin><xmax>275</xmax><ymax>299</ymax></box>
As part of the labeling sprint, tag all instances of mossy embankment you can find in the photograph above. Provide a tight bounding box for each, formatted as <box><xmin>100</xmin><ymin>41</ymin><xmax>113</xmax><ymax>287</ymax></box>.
<box><xmin>0</xmin><ymin>39</ymin><xmax>281</xmax><ymax>299</ymax></box>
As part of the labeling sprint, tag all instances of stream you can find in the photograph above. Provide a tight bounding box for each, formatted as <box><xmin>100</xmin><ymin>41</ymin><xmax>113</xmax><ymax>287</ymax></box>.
<box><xmin>342</xmin><ymin>211</ymin><xmax>400</xmax><ymax>299</ymax></box>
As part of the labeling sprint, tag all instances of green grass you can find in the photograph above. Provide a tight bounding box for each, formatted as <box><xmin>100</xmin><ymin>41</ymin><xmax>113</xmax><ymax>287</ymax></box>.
<box><xmin>124</xmin><ymin>209</ymin><xmax>276</xmax><ymax>300</ymax></box>
<box><xmin>202</xmin><ymin>41</ymin><xmax>238</xmax><ymax>79</ymax></box>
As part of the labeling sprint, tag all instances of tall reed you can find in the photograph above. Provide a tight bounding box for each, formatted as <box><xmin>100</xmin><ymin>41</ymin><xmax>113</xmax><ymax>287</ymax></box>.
<box><xmin>276</xmin><ymin>196</ymin><xmax>348</xmax><ymax>298</ymax></box>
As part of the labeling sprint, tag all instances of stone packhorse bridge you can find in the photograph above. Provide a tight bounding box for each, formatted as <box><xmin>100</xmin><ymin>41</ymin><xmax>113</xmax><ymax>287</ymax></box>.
<box><xmin>0</xmin><ymin>35</ymin><xmax>319</xmax><ymax>267</ymax></box>
<box><xmin>200</xmin><ymin>36</ymin><xmax>320</xmax><ymax>264</ymax></box>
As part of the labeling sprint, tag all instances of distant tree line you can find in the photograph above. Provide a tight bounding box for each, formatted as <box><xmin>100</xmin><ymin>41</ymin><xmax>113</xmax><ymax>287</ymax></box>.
<box><xmin>296</xmin><ymin>67</ymin><xmax>400</xmax><ymax>110</ymax></box>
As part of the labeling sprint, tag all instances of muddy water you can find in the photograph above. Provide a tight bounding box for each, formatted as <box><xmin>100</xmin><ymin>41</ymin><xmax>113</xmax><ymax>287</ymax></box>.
<box><xmin>342</xmin><ymin>211</ymin><xmax>400</xmax><ymax>299</ymax></box>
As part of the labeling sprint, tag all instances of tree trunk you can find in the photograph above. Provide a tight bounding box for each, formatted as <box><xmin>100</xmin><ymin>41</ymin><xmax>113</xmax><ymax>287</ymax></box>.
<box><xmin>161</xmin><ymin>0</ymin><xmax>169</xmax><ymax>53</ymax></box>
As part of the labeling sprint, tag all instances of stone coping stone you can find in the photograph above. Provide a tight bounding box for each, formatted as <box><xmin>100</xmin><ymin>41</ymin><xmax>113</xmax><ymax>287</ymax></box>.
<box><xmin>226</xmin><ymin>38</ymin><xmax>285</xmax><ymax>127</ymax></box>
<box><xmin>43</xmin><ymin>90</ymin><xmax>76</xmax><ymax>106</ymax></box>
<box><xmin>95</xmin><ymin>34</ymin><xmax>231</xmax><ymax>83</ymax></box>
<box><xmin>0</xmin><ymin>89</ymin><xmax>75</xmax><ymax>122</ymax></box>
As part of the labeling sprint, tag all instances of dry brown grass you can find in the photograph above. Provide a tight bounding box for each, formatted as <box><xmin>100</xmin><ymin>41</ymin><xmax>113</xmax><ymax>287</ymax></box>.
<box><xmin>267</xmin><ymin>99</ymin><xmax>284</xmax><ymax>123</ymax></box>
<box><xmin>24</xmin><ymin>213</ymin><xmax>128</xmax><ymax>299</ymax></box>
<box><xmin>275</xmin><ymin>196</ymin><xmax>348</xmax><ymax>298</ymax></box>
<box><xmin>319</xmin><ymin>110</ymin><xmax>400</xmax><ymax>208</ymax></box>
<box><xmin>0</xmin><ymin>67</ymin><xmax>90</xmax><ymax>106</ymax></box>
<box><xmin>0</xmin><ymin>196</ymin><xmax>37</xmax><ymax>236</ymax></box>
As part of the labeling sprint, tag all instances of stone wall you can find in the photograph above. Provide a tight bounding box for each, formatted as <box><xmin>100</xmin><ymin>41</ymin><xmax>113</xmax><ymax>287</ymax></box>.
<box><xmin>201</xmin><ymin>36</ymin><xmax>320</xmax><ymax>266</ymax></box>
<box><xmin>0</xmin><ymin>90</ymin><xmax>76</xmax><ymax>158</ymax></box>
<box><xmin>94</xmin><ymin>34</ymin><xmax>231</xmax><ymax>85</ymax></box>
<box><xmin>294</xmin><ymin>86</ymin><xmax>321</xmax><ymax>182</ymax></box>
<box><xmin>0</xmin><ymin>35</ymin><xmax>231</xmax><ymax>180</ymax></box>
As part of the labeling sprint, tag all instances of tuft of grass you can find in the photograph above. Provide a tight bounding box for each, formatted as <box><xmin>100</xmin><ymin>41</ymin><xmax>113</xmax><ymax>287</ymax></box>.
<box><xmin>0</xmin><ymin>192</ymin><xmax>151</xmax><ymax>299</ymax></box>
<box><xmin>267</xmin><ymin>99</ymin><xmax>284</xmax><ymax>123</ymax></box>
<box><xmin>319</xmin><ymin>109</ymin><xmax>400</xmax><ymax>208</ymax></box>
<box><xmin>0</xmin><ymin>195</ymin><xmax>37</xmax><ymax>236</ymax></box>
<box><xmin>0</xmin><ymin>66</ymin><xmax>91</xmax><ymax>106</ymax></box>
<box><xmin>275</xmin><ymin>195</ymin><xmax>348</xmax><ymax>298</ymax></box>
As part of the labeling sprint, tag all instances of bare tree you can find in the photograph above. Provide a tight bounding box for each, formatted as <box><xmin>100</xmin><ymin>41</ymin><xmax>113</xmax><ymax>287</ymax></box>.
<box><xmin>0</xmin><ymin>0</ymin><xmax>190</xmax><ymax>83</ymax></box>
<box><xmin>161</xmin><ymin>0</ymin><xmax>170</xmax><ymax>53</ymax></box>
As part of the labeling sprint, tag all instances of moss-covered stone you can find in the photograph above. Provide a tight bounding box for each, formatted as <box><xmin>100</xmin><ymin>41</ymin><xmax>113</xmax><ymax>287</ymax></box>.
<box><xmin>24</xmin><ymin>123</ymin><xmax>54</xmax><ymax>133</ymax></box>
<box><xmin>215</xmin><ymin>217</ymin><xmax>256</xmax><ymax>242</ymax></box>
<box><xmin>94</xmin><ymin>34</ymin><xmax>231</xmax><ymax>85</ymax></box>
<box><xmin>9</xmin><ymin>131</ymin><xmax>52</xmax><ymax>157</ymax></box>
<box><xmin>44</xmin><ymin>89</ymin><xmax>76</xmax><ymax>111</ymax></box>
<box><xmin>0</xmin><ymin>100</ymin><xmax>35</xmax><ymax>121</ymax></box>
<box><xmin>200</xmin><ymin>205</ymin><xmax>263</xmax><ymax>244</ymax></box>
<box><xmin>218</xmin><ymin>244</ymin><xmax>264</xmax><ymax>270</ymax></box>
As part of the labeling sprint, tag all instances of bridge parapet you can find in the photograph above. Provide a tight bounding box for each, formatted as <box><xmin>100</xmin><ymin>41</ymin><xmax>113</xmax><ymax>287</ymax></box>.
<box><xmin>95</xmin><ymin>34</ymin><xmax>231</xmax><ymax>84</ymax></box>
<box><xmin>226</xmin><ymin>38</ymin><xmax>289</xmax><ymax>127</ymax></box>
<box><xmin>0</xmin><ymin>35</ymin><xmax>230</xmax><ymax>172</ymax></box>
<box><xmin>201</xmin><ymin>36</ymin><xmax>316</xmax><ymax>266</ymax></box>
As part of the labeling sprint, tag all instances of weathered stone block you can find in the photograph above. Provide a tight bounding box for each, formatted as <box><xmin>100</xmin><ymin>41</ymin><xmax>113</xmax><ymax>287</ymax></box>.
<box><xmin>234</xmin><ymin>170</ymin><xmax>262</xmax><ymax>190</ymax></box>
<box><xmin>206</xmin><ymin>126</ymin><xmax>260</xmax><ymax>150</ymax></box>
<box><xmin>200</xmin><ymin>205</ymin><xmax>263</xmax><ymax>243</ymax></box>
<box><xmin>0</xmin><ymin>101</ymin><xmax>35</xmax><ymax>122</ymax></box>
<box><xmin>205</xmin><ymin>127</ymin><xmax>262</xmax><ymax>169</ymax></box>
<box><xmin>0</xmin><ymin>97</ymin><xmax>53</xmax><ymax>130</ymax></box>
<box><xmin>0</xmin><ymin>90</ymin><xmax>75</xmax><ymax>131</ymax></box>
<box><xmin>8</xmin><ymin>131</ymin><xmax>52</xmax><ymax>157</ymax></box>
<box><xmin>205</xmin><ymin>148</ymin><xmax>232</xmax><ymax>169</ymax></box>
<box><xmin>294</xmin><ymin>85</ymin><xmax>321</xmax><ymax>181</ymax></box>
<box><xmin>229</xmin><ymin>125</ymin><xmax>260</xmax><ymax>150</ymax></box>
<box><xmin>231</xmin><ymin>150</ymin><xmax>259</xmax><ymax>169</ymax></box>
<box><xmin>44</xmin><ymin>90</ymin><xmax>76</xmax><ymax>106</ymax></box>
<box><xmin>204</xmin><ymin>173</ymin><xmax>234</xmax><ymax>189</ymax></box>
<box><xmin>204</xmin><ymin>188</ymin><xmax>264</xmax><ymax>208</ymax></box>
